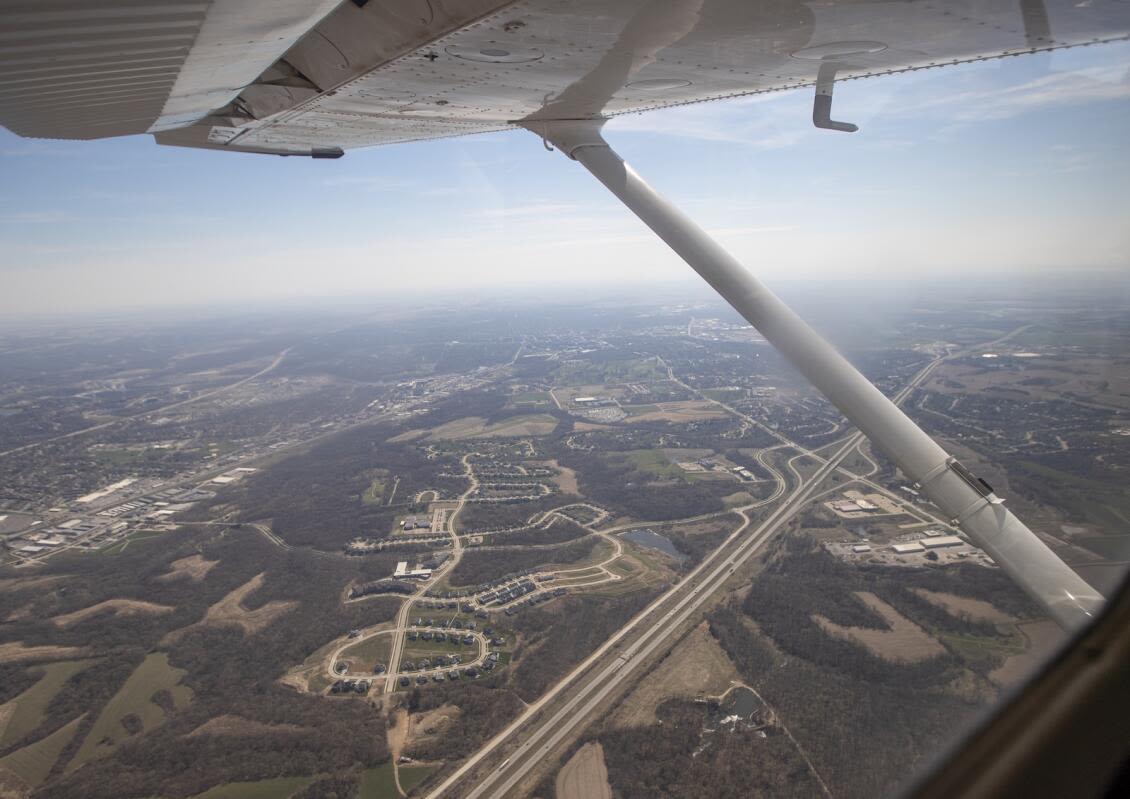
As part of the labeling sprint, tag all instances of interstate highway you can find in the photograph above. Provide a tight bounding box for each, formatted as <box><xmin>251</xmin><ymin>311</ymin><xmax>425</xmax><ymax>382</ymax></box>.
<box><xmin>430</xmin><ymin>427</ymin><xmax>867</xmax><ymax>799</ymax></box>
<box><xmin>428</xmin><ymin>345</ymin><xmax>953</xmax><ymax>799</ymax></box>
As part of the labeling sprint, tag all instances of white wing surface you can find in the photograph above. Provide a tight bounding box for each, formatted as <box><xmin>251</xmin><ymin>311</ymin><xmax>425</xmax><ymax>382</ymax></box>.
<box><xmin>2</xmin><ymin>0</ymin><xmax>1128</xmax><ymax>155</ymax></box>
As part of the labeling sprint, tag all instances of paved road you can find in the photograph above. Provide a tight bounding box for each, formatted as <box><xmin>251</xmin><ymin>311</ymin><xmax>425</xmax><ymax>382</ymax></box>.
<box><xmin>430</xmin><ymin>346</ymin><xmax>956</xmax><ymax>799</ymax></box>
<box><xmin>328</xmin><ymin>627</ymin><xmax>488</xmax><ymax>683</ymax></box>
<box><xmin>385</xmin><ymin>453</ymin><xmax>478</xmax><ymax>694</ymax></box>
<box><xmin>438</xmin><ymin>429</ymin><xmax>868</xmax><ymax>799</ymax></box>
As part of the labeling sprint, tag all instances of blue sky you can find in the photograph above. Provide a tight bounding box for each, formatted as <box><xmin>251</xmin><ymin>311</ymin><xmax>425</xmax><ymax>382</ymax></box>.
<box><xmin>2</xmin><ymin>41</ymin><xmax>1129</xmax><ymax>318</ymax></box>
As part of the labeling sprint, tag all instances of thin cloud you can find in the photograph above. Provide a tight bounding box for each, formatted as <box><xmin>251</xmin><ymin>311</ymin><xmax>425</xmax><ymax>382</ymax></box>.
<box><xmin>0</xmin><ymin>210</ymin><xmax>72</xmax><ymax>224</ymax></box>
<box><xmin>901</xmin><ymin>63</ymin><xmax>1130</xmax><ymax>121</ymax></box>
<box><xmin>320</xmin><ymin>175</ymin><xmax>408</xmax><ymax>191</ymax></box>
<box><xmin>469</xmin><ymin>202</ymin><xmax>610</xmax><ymax>219</ymax></box>
<box><xmin>709</xmin><ymin>224</ymin><xmax>797</xmax><ymax>236</ymax></box>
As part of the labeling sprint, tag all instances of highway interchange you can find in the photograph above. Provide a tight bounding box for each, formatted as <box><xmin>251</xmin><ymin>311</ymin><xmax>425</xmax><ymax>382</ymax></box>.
<box><xmin>426</xmin><ymin>347</ymin><xmax>952</xmax><ymax>798</ymax></box>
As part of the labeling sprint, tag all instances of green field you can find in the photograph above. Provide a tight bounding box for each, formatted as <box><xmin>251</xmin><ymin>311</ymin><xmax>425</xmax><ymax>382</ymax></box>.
<box><xmin>0</xmin><ymin>660</ymin><xmax>92</xmax><ymax>748</ymax></box>
<box><xmin>0</xmin><ymin>714</ymin><xmax>85</xmax><ymax>788</ymax></box>
<box><xmin>341</xmin><ymin>633</ymin><xmax>393</xmax><ymax>668</ymax></box>
<box><xmin>358</xmin><ymin>763</ymin><xmax>399</xmax><ymax>799</ymax></box>
<box><xmin>937</xmin><ymin>626</ymin><xmax>1028</xmax><ymax>672</ymax></box>
<box><xmin>621</xmin><ymin>404</ymin><xmax>661</xmax><ymax>416</ymax></box>
<box><xmin>186</xmin><ymin>776</ymin><xmax>314</xmax><ymax>799</ymax></box>
<box><xmin>100</xmin><ymin>529</ymin><xmax>167</xmax><ymax>555</ymax></box>
<box><xmin>68</xmin><ymin>652</ymin><xmax>192</xmax><ymax>770</ymax></box>
<box><xmin>554</xmin><ymin>358</ymin><xmax>664</xmax><ymax>385</ymax></box>
<box><xmin>509</xmin><ymin>391</ymin><xmax>553</xmax><ymax>408</ymax></box>
<box><xmin>355</xmin><ymin>761</ymin><xmax>440</xmax><ymax>797</ymax></box>
<box><xmin>362</xmin><ymin>478</ymin><xmax>385</xmax><ymax>505</ymax></box>
<box><xmin>703</xmin><ymin>387</ymin><xmax>745</xmax><ymax>401</ymax></box>
<box><xmin>1016</xmin><ymin>459</ymin><xmax>1130</xmax><ymax>529</ymax></box>
<box><xmin>91</xmin><ymin>448</ymin><xmax>148</xmax><ymax>466</ymax></box>
<box><xmin>426</xmin><ymin>414</ymin><xmax>558</xmax><ymax>441</ymax></box>
<box><xmin>620</xmin><ymin>449</ymin><xmax>684</xmax><ymax>479</ymax></box>
<box><xmin>400</xmin><ymin>764</ymin><xmax>437</xmax><ymax>794</ymax></box>
<box><xmin>402</xmin><ymin>636</ymin><xmax>476</xmax><ymax>661</ymax></box>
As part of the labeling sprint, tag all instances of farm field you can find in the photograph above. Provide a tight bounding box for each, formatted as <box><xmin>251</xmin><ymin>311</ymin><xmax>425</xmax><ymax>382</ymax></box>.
<box><xmin>0</xmin><ymin>660</ymin><xmax>91</xmax><ymax>748</ymax></box>
<box><xmin>0</xmin><ymin>715</ymin><xmax>86</xmax><ymax>790</ymax></box>
<box><xmin>68</xmin><ymin>652</ymin><xmax>192</xmax><ymax>770</ymax></box>
<box><xmin>186</xmin><ymin>776</ymin><xmax>314</xmax><ymax>799</ymax></box>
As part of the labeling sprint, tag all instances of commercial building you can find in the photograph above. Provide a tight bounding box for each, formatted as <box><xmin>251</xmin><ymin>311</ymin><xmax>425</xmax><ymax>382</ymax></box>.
<box><xmin>921</xmin><ymin>535</ymin><xmax>964</xmax><ymax>549</ymax></box>
<box><xmin>393</xmin><ymin>561</ymin><xmax>433</xmax><ymax>580</ymax></box>
<box><xmin>891</xmin><ymin>542</ymin><xmax>926</xmax><ymax>554</ymax></box>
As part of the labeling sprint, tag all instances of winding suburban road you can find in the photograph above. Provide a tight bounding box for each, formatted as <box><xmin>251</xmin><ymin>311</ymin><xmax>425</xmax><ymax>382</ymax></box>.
<box><xmin>428</xmin><ymin>344</ymin><xmax>955</xmax><ymax>799</ymax></box>
<box><xmin>384</xmin><ymin>453</ymin><xmax>478</xmax><ymax>694</ymax></box>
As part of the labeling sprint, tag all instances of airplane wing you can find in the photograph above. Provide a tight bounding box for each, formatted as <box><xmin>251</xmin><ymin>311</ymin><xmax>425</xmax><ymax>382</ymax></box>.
<box><xmin>2</xmin><ymin>0</ymin><xmax>1124</xmax><ymax>629</ymax></box>
<box><xmin>2</xmin><ymin>0</ymin><xmax>1129</xmax><ymax>156</ymax></box>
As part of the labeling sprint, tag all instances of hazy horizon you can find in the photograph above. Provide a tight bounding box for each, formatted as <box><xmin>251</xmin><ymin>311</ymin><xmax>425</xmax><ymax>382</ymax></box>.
<box><xmin>2</xmin><ymin>41</ymin><xmax>1129</xmax><ymax>319</ymax></box>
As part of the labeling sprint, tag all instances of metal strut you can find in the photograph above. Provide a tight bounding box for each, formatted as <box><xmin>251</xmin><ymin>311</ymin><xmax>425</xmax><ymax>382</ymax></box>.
<box><xmin>813</xmin><ymin>62</ymin><xmax>858</xmax><ymax>132</ymax></box>
<box><xmin>525</xmin><ymin>118</ymin><xmax>1103</xmax><ymax>632</ymax></box>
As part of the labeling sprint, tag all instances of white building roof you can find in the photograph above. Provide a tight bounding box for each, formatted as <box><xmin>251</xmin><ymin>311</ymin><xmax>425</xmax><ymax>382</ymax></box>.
<box><xmin>921</xmin><ymin>535</ymin><xmax>964</xmax><ymax>548</ymax></box>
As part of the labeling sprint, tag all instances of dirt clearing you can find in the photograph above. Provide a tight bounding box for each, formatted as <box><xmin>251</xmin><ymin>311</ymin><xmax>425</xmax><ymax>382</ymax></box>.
<box><xmin>624</xmin><ymin>401</ymin><xmax>727</xmax><ymax>424</ymax></box>
<box><xmin>196</xmin><ymin>572</ymin><xmax>296</xmax><ymax>635</ymax></box>
<box><xmin>164</xmin><ymin>572</ymin><xmax>296</xmax><ymax>643</ymax></box>
<box><xmin>423</xmin><ymin>414</ymin><xmax>559</xmax><ymax>440</ymax></box>
<box><xmin>156</xmin><ymin>555</ymin><xmax>218</xmax><ymax>582</ymax></box>
<box><xmin>612</xmin><ymin>622</ymin><xmax>740</xmax><ymax>728</ymax></box>
<box><xmin>814</xmin><ymin>592</ymin><xmax>946</xmax><ymax>663</ymax></box>
<box><xmin>475</xmin><ymin>415</ymin><xmax>558</xmax><ymax>438</ymax></box>
<box><xmin>187</xmin><ymin>715</ymin><xmax>309</xmax><ymax>738</ymax></box>
<box><xmin>387</xmin><ymin>707</ymin><xmax>409</xmax><ymax>763</ymax></box>
<box><xmin>0</xmin><ymin>643</ymin><xmax>89</xmax><ymax>665</ymax></box>
<box><xmin>423</xmin><ymin>417</ymin><xmax>490</xmax><ymax>440</ymax></box>
<box><xmin>52</xmin><ymin>599</ymin><xmax>173</xmax><ymax>628</ymax></box>
<box><xmin>911</xmin><ymin>589</ymin><xmax>1015</xmax><ymax>624</ymax></box>
<box><xmin>539</xmin><ymin>460</ymin><xmax>580</xmax><ymax>495</ymax></box>
<box><xmin>990</xmin><ymin>620</ymin><xmax>1065</xmax><ymax>687</ymax></box>
<box><xmin>556</xmin><ymin>742</ymin><xmax>612</xmax><ymax>799</ymax></box>
<box><xmin>405</xmin><ymin>704</ymin><xmax>461</xmax><ymax>753</ymax></box>
<box><xmin>0</xmin><ymin>576</ymin><xmax>68</xmax><ymax>594</ymax></box>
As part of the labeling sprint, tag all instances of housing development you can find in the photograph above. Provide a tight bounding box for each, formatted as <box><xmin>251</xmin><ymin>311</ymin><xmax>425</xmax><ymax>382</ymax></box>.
<box><xmin>0</xmin><ymin>285</ymin><xmax>1127</xmax><ymax>799</ymax></box>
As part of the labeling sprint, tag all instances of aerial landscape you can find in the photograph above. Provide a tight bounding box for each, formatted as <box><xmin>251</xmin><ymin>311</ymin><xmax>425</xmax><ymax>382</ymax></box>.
<box><xmin>2</xmin><ymin>0</ymin><xmax>1129</xmax><ymax>796</ymax></box>
<box><xmin>1</xmin><ymin>281</ymin><xmax>1126</xmax><ymax>799</ymax></box>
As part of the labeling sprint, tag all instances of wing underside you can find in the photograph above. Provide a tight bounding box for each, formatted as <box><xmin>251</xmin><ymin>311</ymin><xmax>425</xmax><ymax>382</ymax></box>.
<box><xmin>2</xmin><ymin>0</ymin><xmax>1129</xmax><ymax>155</ymax></box>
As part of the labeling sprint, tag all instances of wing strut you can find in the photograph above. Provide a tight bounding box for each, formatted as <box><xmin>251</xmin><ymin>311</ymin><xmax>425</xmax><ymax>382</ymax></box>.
<box><xmin>528</xmin><ymin>119</ymin><xmax>1103</xmax><ymax>632</ymax></box>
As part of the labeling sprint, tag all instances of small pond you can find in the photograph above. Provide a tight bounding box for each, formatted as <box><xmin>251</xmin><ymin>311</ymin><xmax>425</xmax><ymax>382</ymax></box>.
<box><xmin>623</xmin><ymin>528</ymin><xmax>686</xmax><ymax>562</ymax></box>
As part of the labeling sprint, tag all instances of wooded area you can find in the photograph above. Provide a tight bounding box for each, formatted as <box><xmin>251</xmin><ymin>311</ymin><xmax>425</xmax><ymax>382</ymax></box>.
<box><xmin>0</xmin><ymin>527</ymin><xmax>401</xmax><ymax>799</ymax></box>
<box><xmin>704</xmin><ymin>536</ymin><xmax>1037</xmax><ymax>798</ymax></box>
<box><xmin>598</xmin><ymin>698</ymin><xmax>823</xmax><ymax>798</ymax></box>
